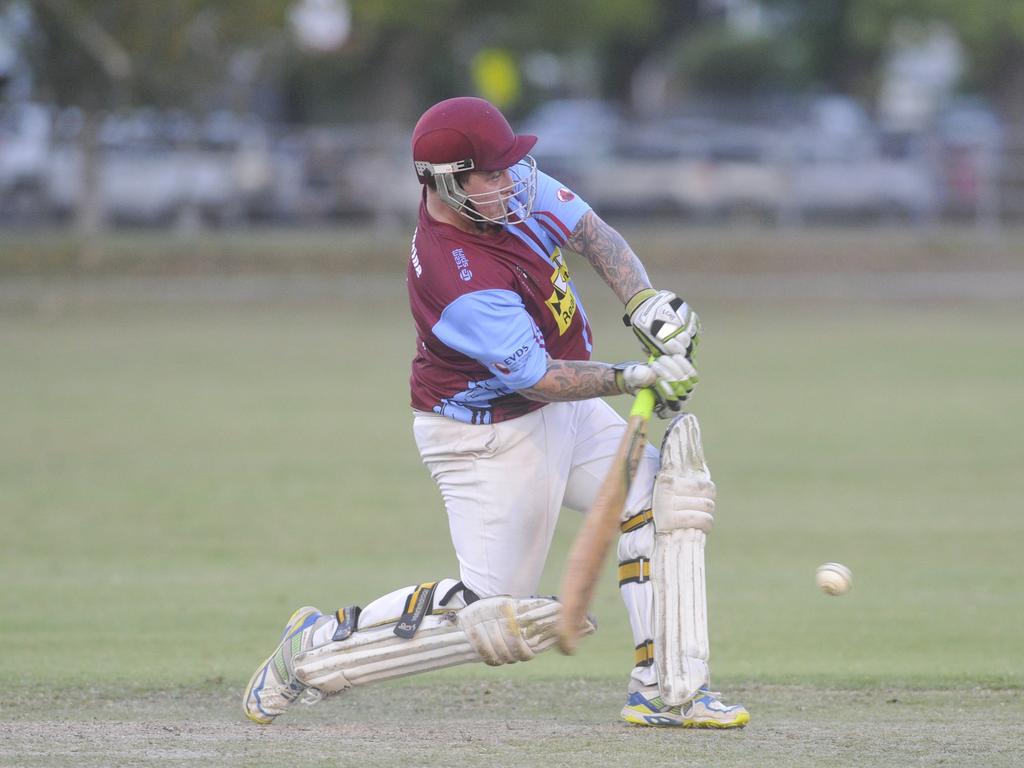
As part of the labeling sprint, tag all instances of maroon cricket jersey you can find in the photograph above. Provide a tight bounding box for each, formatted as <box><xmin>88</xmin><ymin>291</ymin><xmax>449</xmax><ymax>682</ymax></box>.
<box><xmin>407</xmin><ymin>169</ymin><xmax>594</xmax><ymax>424</ymax></box>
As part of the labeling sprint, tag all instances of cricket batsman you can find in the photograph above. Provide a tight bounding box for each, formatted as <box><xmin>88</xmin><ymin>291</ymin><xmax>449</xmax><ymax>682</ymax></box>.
<box><xmin>242</xmin><ymin>97</ymin><xmax>749</xmax><ymax>729</ymax></box>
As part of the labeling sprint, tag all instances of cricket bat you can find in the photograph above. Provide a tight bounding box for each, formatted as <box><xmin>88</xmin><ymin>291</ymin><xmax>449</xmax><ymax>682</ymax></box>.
<box><xmin>557</xmin><ymin>388</ymin><xmax>656</xmax><ymax>654</ymax></box>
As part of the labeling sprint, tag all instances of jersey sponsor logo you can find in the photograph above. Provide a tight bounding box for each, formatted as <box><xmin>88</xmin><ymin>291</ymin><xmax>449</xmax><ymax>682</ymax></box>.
<box><xmin>452</xmin><ymin>248</ymin><xmax>472</xmax><ymax>281</ymax></box>
<box><xmin>545</xmin><ymin>247</ymin><xmax>577</xmax><ymax>335</ymax></box>
<box><xmin>495</xmin><ymin>342</ymin><xmax>530</xmax><ymax>375</ymax></box>
<box><xmin>505</xmin><ymin>344</ymin><xmax>529</xmax><ymax>366</ymax></box>
<box><xmin>557</xmin><ymin>187</ymin><xmax>575</xmax><ymax>202</ymax></box>
<box><xmin>410</xmin><ymin>228</ymin><xmax>422</xmax><ymax>277</ymax></box>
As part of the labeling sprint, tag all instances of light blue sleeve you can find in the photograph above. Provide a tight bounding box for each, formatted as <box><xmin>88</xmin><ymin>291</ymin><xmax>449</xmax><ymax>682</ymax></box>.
<box><xmin>432</xmin><ymin>289</ymin><xmax>548</xmax><ymax>390</ymax></box>
<box><xmin>530</xmin><ymin>169</ymin><xmax>593</xmax><ymax>241</ymax></box>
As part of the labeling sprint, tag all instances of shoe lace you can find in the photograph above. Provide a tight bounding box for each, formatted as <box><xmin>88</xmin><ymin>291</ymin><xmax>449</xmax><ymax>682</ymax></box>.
<box><xmin>663</xmin><ymin>689</ymin><xmax>722</xmax><ymax>713</ymax></box>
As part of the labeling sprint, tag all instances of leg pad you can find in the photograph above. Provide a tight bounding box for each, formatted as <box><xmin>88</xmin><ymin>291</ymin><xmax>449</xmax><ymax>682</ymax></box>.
<box><xmin>295</xmin><ymin>596</ymin><xmax>593</xmax><ymax>693</ymax></box>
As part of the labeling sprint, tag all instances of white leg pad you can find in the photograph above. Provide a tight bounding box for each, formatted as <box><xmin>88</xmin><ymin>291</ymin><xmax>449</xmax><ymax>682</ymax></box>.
<box><xmin>653</xmin><ymin>527</ymin><xmax>710</xmax><ymax>705</ymax></box>
<box><xmin>652</xmin><ymin>412</ymin><xmax>714</xmax><ymax>705</ymax></box>
<box><xmin>294</xmin><ymin>596</ymin><xmax>590</xmax><ymax>694</ymax></box>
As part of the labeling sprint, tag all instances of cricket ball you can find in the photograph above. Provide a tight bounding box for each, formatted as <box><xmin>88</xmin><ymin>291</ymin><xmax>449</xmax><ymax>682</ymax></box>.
<box><xmin>816</xmin><ymin>562</ymin><xmax>852</xmax><ymax>596</ymax></box>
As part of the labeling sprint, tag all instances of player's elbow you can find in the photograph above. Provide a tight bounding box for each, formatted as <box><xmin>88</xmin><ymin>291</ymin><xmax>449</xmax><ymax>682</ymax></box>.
<box><xmin>516</xmin><ymin>372</ymin><xmax>557</xmax><ymax>402</ymax></box>
<box><xmin>517</xmin><ymin>385</ymin><xmax>555</xmax><ymax>403</ymax></box>
<box><xmin>517</xmin><ymin>358</ymin><xmax>563</xmax><ymax>402</ymax></box>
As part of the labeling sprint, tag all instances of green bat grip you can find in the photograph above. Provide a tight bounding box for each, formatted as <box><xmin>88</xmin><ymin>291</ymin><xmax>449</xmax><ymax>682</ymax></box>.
<box><xmin>630</xmin><ymin>387</ymin><xmax>656</xmax><ymax>419</ymax></box>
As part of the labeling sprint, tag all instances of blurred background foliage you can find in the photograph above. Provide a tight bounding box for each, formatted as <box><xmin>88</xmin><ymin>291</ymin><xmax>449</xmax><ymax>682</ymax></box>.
<box><xmin>8</xmin><ymin>0</ymin><xmax>1024</xmax><ymax>122</ymax></box>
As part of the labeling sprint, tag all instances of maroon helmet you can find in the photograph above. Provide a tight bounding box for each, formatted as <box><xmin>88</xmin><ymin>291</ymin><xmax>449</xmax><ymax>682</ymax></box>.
<box><xmin>412</xmin><ymin>97</ymin><xmax>538</xmax><ymax>224</ymax></box>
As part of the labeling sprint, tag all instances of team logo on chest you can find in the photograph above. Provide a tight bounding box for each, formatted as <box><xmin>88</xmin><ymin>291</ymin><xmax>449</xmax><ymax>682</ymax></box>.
<box><xmin>545</xmin><ymin>247</ymin><xmax>577</xmax><ymax>335</ymax></box>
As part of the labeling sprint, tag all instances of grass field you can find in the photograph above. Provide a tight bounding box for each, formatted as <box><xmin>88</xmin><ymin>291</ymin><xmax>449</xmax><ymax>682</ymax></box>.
<box><xmin>2</xmin><ymin>230</ymin><xmax>1023</xmax><ymax>766</ymax></box>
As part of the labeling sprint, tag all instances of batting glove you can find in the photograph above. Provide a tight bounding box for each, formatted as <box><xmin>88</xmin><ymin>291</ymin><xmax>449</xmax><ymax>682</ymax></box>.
<box><xmin>624</xmin><ymin>288</ymin><xmax>701</xmax><ymax>361</ymax></box>
<box><xmin>613</xmin><ymin>353</ymin><xmax>698</xmax><ymax>418</ymax></box>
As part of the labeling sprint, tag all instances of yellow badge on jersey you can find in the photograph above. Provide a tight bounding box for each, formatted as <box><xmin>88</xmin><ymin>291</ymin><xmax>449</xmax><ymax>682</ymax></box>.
<box><xmin>545</xmin><ymin>248</ymin><xmax>577</xmax><ymax>335</ymax></box>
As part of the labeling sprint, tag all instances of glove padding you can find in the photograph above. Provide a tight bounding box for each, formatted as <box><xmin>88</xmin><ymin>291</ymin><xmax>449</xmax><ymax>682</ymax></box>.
<box><xmin>624</xmin><ymin>288</ymin><xmax>701</xmax><ymax>360</ymax></box>
<box><xmin>613</xmin><ymin>353</ymin><xmax>698</xmax><ymax>417</ymax></box>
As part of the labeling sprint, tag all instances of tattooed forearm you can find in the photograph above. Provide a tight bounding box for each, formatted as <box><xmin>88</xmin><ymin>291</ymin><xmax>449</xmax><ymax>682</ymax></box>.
<box><xmin>518</xmin><ymin>359</ymin><xmax>622</xmax><ymax>402</ymax></box>
<box><xmin>566</xmin><ymin>210</ymin><xmax>651</xmax><ymax>303</ymax></box>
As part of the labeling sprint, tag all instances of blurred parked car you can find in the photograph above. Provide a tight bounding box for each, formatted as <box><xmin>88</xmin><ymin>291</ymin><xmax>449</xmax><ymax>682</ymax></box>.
<box><xmin>934</xmin><ymin>99</ymin><xmax>1004</xmax><ymax>215</ymax></box>
<box><xmin>786</xmin><ymin>131</ymin><xmax>935</xmax><ymax>221</ymax></box>
<box><xmin>790</xmin><ymin>156</ymin><xmax>936</xmax><ymax>221</ymax></box>
<box><xmin>45</xmin><ymin>110</ymin><xmax>286</xmax><ymax>226</ymax></box>
<box><xmin>520</xmin><ymin>98</ymin><xmax>623</xmax><ymax>191</ymax></box>
<box><xmin>0</xmin><ymin>95</ymin><xmax>1010</xmax><ymax>228</ymax></box>
<box><xmin>0</xmin><ymin>102</ymin><xmax>51</xmax><ymax>220</ymax></box>
<box><xmin>575</xmin><ymin>116</ymin><xmax>790</xmax><ymax>221</ymax></box>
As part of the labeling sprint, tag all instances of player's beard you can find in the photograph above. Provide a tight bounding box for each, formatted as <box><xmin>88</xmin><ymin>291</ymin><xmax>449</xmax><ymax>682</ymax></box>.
<box><xmin>465</xmin><ymin>202</ymin><xmax>504</xmax><ymax>234</ymax></box>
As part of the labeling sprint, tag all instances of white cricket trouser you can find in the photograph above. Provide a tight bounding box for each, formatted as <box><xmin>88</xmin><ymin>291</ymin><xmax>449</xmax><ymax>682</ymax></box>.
<box><xmin>413</xmin><ymin>398</ymin><xmax>660</xmax><ymax>686</ymax></box>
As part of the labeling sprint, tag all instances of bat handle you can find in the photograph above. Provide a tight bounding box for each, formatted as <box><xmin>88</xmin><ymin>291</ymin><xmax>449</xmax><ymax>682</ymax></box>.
<box><xmin>556</xmin><ymin>387</ymin><xmax>656</xmax><ymax>655</ymax></box>
<box><xmin>631</xmin><ymin>388</ymin><xmax>656</xmax><ymax>419</ymax></box>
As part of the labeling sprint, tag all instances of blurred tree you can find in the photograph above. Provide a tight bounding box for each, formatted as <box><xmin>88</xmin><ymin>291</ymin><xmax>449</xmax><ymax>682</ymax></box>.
<box><xmin>858</xmin><ymin>1</ymin><xmax>1024</xmax><ymax>122</ymax></box>
<box><xmin>764</xmin><ymin>0</ymin><xmax>1024</xmax><ymax>120</ymax></box>
<box><xmin>18</xmin><ymin>0</ymin><xmax>290</xmax><ymax>232</ymax></box>
<box><xmin>668</xmin><ymin>24</ymin><xmax>809</xmax><ymax>98</ymax></box>
<box><xmin>27</xmin><ymin>0</ymin><xmax>289</xmax><ymax>111</ymax></box>
<box><xmin>10</xmin><ymin>0</ymin><xmax>789</xmax><ymax>129</ymax></box>
<box><xmin>281</xmin><ymin>0</ymin><xmax>673</xmax><ymax>122</ymax></box>
<box><xmin>760</xmin><ymin>0</ymin><xmax>876</xmax><ymax>98</ymax></box>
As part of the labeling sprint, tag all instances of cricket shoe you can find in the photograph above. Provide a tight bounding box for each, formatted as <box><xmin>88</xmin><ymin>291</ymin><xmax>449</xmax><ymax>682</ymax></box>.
<box><xmin>621</xmin><ymin>686</ymin><xmax>750</xmax><ymax>728</ymax></box>
<box><xmin>242</xmin><ymin>605</ymin><xmax>327</xmax><ymax>724</ymax></box>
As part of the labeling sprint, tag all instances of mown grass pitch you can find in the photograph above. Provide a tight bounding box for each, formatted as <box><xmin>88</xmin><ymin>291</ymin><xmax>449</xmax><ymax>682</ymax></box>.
<box><xmin>2</xmin><ymin>682</ymin><xmax>1022</xmax><ymax>768</ymax></box>
<box><xmin>1</xmin><ymin>245</ymin><xmax>1022</xmax><ymax>766</ymax></box>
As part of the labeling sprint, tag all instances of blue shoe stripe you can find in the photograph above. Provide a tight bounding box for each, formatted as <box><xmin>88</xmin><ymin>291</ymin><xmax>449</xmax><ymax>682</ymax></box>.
<box><xmin>288</xmin><ymin>611</ymin><xmax>321</xmax><ymax>640</ymax></box>
<box><xmin>252</xmin><ymin>664</ymin><xmax>272</xmax><ymax>718</ymax></box>
<box><xmin>695</xmin><ymin>694</ymin><xmax>743</xmax><ymax>713</ymax></box>
<box><xmin>251</xmin><ymin>610</ymin><xmax>320</xmax><ymax>720</ymax></box>
<box><xmin>627</xmin><ymin>691</ymin><xmax>653</xmax><ymax>707</ymax></box>
<box><xmin>644</xmin><ymin>714</ymin><xmax>680</xmax><ymax>726</ymax></box>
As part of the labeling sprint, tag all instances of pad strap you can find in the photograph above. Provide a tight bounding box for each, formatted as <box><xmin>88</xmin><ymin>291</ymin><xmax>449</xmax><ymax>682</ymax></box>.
<box><xmin>332</xmin><ymin>605</ymin><xmax>361</xmax><ymax>642</ymax></box>
<box><xmin>618</xmin><ymin>557</ymin><xmax>650</xmax><ymax>586</ymax></box>
<box><xmin>620</xmin><ymin>508</ymin><xmax>654</xmax><ymax>533</ymax></box>
<box><xmin>438</xmin><ymin>580</ymin><xmax>479</xmax><ymax>607</ymax></box>
<box><xmin>634</xmin><ymin>639</ymin><xmax>655</xmax><ymax>667</ymax></box>
<box><xmin>395</xmin><ymin>582</ymin><xmax>438</xmax><ymax>639</ymax></box>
